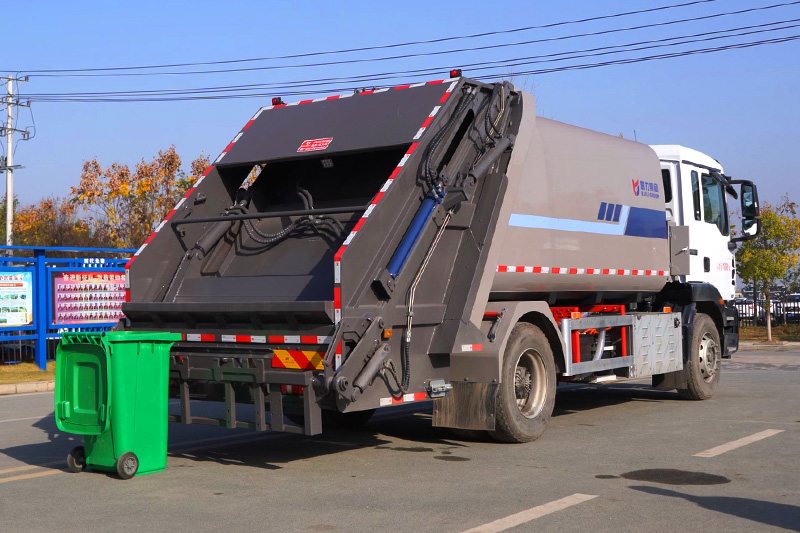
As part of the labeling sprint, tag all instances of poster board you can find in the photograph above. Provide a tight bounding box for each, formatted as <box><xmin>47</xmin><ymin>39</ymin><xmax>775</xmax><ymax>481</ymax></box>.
<box><xmin>52</xmin><ymin>271</ymin><xmax>125</xmax><ymax>325</ymax></box>
<box><xmin>0</xmin><ymin>272</ymin><xmax>33</xmax><ymax>327</ymax></box>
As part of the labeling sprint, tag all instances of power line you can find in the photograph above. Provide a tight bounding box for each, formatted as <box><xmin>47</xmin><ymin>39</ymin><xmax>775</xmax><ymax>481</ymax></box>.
<box><xmin>16</xmin><ymin>0</ymin><xmax>722</xmax><ymax>75</ymax></box>
<box><xmin>23</xmin><ymin>0</ymin><xmax>800</xmax><ymax>79</ymax></box>
<box><xmin>26</xmin><ymin>34</ymin><xmax>800</xmax><ymax>103</ymax></box>
<box><xmin>24</xmin><ymin>18</ymin><xmax>800</xmax><ymax>99</ymax></box>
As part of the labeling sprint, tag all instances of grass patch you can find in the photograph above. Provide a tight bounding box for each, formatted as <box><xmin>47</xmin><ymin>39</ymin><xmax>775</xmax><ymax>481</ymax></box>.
<box><xmin>740</xmin><ymin>324</ymin><xmax>800</xmax><ymax>342</ymax></box>
<box><xmin>0</xmin><ymin>361</ymin><xmax>56</xmax><ymax>385</ymax></box>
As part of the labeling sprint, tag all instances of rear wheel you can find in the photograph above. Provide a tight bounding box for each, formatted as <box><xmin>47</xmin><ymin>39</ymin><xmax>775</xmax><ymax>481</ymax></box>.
<box><xmin>677</xmin><ymin>313</ymin><xmax>721</xmax><ymax>400</ymax></box>
<box><xmin>67</xmin><ymin>446</ymin><xmax>86</xmax><ymax>473</ymax></box>
<box><xmin>489</xmin><ymin>323</ymin><xmax>556</xmax><ymax>443</ymax></box>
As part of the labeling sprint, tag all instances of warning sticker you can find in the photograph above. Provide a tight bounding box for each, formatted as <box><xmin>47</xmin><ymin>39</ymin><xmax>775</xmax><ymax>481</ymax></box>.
<box><xmin>297</xmin><ymin>137</ymin><xmax>333</xmax><ymax>152</ymax></box>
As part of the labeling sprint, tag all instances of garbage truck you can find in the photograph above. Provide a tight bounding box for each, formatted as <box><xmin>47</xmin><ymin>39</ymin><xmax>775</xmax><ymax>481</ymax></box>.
<box><xmin>58</xmin><ymin>73</ymin><xmax>761</xmax><ymax>464</ymax></box>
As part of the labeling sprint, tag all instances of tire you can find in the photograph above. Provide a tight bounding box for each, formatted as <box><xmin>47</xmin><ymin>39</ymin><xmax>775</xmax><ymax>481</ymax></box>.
<box><xmin>489</xmin><ymin>323</ymin><xmax>557</xmax><ymax>443</ymax></box>
<box><xmin>116</xmin><ymin>452</ymin><xmax>139</xmax><ymax>480</ymax></box>
<box><xmin>677</xmin><ymin>313</ymin><xmax>721</xmax><ymax>400</ymax></box>
<box><xmin>67</xmin><ymin>446</ymin><xmax>86</xmax><ymax>473</ymax></box>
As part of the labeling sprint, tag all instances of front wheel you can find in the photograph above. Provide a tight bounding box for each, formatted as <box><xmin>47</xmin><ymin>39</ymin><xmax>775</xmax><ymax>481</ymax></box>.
<box><xmin>489</xmin><ymin>323</ymin><xmax>557</xmax><ymax>443</ymax></box>
<box><xmin>677</xmin><ymin>313</ymin><xmax>721</xmax><ymax>400</ymax></box>
<box><xmin>116</xmin><ymin>452</ymin><xmax>139</xmax><ymax>480</ymax></box>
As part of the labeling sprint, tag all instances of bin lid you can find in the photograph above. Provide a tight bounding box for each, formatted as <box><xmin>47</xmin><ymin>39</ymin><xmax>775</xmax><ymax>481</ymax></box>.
<box><xmin>102</xmin><ymin>331</ymin><xmax>183</xmax><ymax>343</ymax></box>
<box><xmin>54</xmin><ymin>336</ymin><xmax>111</xmax><ymax>435</ymax></box>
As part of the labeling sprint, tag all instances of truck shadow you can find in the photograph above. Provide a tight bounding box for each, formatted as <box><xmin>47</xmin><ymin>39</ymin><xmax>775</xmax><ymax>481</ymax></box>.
<box><xmin>553</xmin><ymin>382</ymin><xmax>678</xmax><ymax>417</ymax></box>
<box><xmin>3</xmin><ymin>387</ymin><xmax>684</xmax><ymax>473</ymax></box>
<box><xmin>630</xmin><ymin>485</ymin><xmax>800</xmax><ymax>531</ymax></box>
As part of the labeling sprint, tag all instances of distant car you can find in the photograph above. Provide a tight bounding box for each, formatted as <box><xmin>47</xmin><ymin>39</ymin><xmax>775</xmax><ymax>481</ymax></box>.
<box><xmin>786</xmin><ymin>294</ymin><xmax>800</xmax><ymax>320</ymax></box>
<box><xmin>737</xmin><ymin>299</ymin><xmax>755</xmax><ymax>318</ymax></box>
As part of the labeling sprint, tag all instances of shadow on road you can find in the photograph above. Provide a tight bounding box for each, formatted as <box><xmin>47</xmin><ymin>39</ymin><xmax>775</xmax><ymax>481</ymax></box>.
<box><xmin>0</xmin><ymin>411</ymin><xmax>84</xmax><ymax>467</ymax></box>
<box><xmin>631</xmin><ymin>485</ymin><xmax>800</xmax><ymax>532</ymax></box>
<box><xmin>553</xmin><ymin>382</ymin><xmax>678</xmax><ymax>417</ymax></box>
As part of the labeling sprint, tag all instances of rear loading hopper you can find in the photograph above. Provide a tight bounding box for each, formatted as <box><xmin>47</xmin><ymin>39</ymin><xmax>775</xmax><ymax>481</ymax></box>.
<box><xmin>119</xmin><ymin>76</ymin><xmax>674</xmax><ymax>436</ymax></box>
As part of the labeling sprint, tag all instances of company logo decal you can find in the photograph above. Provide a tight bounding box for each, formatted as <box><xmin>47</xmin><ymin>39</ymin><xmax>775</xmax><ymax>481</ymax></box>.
<box><xmin>632</xmin><ymin>179</ymin><xmax>660</xmax><ymax>198</ymax></box>
<box><xmin>297</xmin><ymin>137</ymin><xmax>333</xmax><ymax>152</ymax></box>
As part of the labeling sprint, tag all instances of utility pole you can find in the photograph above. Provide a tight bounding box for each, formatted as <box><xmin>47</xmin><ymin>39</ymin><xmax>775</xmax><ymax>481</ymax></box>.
<box><xmin>0</xmin><ymin>75</ymin><xmax>29</xmax><ymax>246</ymax></box>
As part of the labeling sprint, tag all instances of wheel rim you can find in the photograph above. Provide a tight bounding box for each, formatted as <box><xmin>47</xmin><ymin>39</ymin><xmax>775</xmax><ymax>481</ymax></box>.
<box><xmin>698</xmin><ymin>332</ymin><xmax>719</xmax><ymax>383</ymax></box>
<box><xmin>514</xmin><ymin>348</ymin><xmax>548</xmax><ymax>419</ymax></box>
<box><xmin>122</xmin><ymin>456</ymin><xmax>137</xmax><ymax>476</ymax></box>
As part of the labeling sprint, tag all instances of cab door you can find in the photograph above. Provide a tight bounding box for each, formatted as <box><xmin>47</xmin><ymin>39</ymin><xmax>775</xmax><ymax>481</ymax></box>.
<box><xmin>680</xmin><ymin>164</ymin><xmax>735</xmax><ymax>299</ymax></box>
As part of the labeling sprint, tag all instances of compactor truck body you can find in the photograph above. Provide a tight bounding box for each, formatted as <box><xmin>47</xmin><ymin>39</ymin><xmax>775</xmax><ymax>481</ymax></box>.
<box><xmin>119</xmin><ymin>76</ymin><xmax>759</xmax><ymax>441</ymax></box>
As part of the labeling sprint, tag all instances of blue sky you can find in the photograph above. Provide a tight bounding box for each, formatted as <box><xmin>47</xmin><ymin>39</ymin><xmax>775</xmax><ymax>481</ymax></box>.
<box><xmin>5</xmin><ymin>0</ymin><xmax>799</xmax><ymax>208</ymax></box>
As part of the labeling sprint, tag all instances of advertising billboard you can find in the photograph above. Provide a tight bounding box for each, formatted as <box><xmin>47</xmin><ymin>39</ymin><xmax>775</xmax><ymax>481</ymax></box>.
<box><xmin>52</xmin><ymin>271</ymin><xmax>125</xmax><ymax>325</ymax></box>
<box><xmin>0</xmin><ymin>272</ymin><xmax>33</xmax><ymax>327</ymax></box>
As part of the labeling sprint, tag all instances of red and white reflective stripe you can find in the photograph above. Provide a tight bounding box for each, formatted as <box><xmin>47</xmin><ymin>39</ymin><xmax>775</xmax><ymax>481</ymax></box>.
<box><xmin>379</xmin><ymin>392</ymin><xmax>428</xmax><ymax>406</ymax></box>
<box><xmin>496</xmin><ymin>265</ymin><xmax>668</xmax><ymax>276</ymax></box>
<box><xmin>184</xmin><ymin>333</ymin><xmax>216</xmax><ymax>342</ymax></box>
<box><xmin>181</xmin><ymin>333</ymin><xmax>332</xmax><ymax>344</ymax></box>
<box><xmin>332</xmin><ymin>78</ymin><xmax>460</xmax><ymax>341</ymax></box>
<box><xmin>124</xmin><ymin>167</ymin><xmax>214</xmax><ymax>284</ymax></box>
<box><xmin>461</xmin><ymin>344</ymin><xmax>483</xmax><ymax>352</ymax></box>
<box><xmin>280</xmin><ymin>385</ymin><xmax>305</xmax><ymax>395</ymax></box>
<box><xmin>413</xmin><ymin>105</ymin><xmax>442</xmax><ymax>140</ymax></box>
<box><xmin>249</xmin><ymin>78</ymin><xmax>457</xmax><ymax>118</ymax></box>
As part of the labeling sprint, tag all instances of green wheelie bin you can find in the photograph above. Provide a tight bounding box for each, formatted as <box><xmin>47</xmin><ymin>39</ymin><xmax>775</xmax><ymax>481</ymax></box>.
<box><xmin>55</xmin><ymin>331</ymin><xmax>181</xmax><ymax>479</ymax></box>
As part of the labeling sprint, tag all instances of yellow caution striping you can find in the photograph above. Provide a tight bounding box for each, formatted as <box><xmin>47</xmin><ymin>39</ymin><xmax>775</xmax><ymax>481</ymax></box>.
<box><xmin>0</xmin><ymin>469</ymin><xmax>61</xmax><ymax>484</ymax></box>
<box><xmin>272</xmin><ymin>349</ymin><xmax>325</xmax><ymax>370</ymax></box>
<box><xmin>0</xmin><ymin>460</ymin><xmax>63</xmax><ymax>476</ymax></box>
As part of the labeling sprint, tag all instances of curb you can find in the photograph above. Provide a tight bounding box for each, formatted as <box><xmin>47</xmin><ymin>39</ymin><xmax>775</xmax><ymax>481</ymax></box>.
<box><xmin>737</xmin><ymin>341</ymin><xmax>800</xmax><ymax>351</ymax></box>
<box><xmin>0</xmin><ymin>381</ymin><xmax>55</xmax><ymax>396</ymax></box>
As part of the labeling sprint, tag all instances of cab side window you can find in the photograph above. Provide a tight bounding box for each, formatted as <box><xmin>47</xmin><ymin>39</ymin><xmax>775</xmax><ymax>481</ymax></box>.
<box><xmin>691</xmin><ymin>170</ymin><xmax>701</xmax><ymax>220</ymax></box>
<box><xmin>701</xmin><ymin>174</ymin><xmax>729</xmax><ymax>235</ymax></box>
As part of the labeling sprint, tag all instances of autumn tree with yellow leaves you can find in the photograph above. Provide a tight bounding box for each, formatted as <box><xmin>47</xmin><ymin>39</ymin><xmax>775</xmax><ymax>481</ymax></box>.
<box><xmin>70</xmin><ymin>146</ymin><xmax>209</xmax><ymax>248</ymax></box>
<box><xmin>12</xmin><ymin>196</ymin><xmax>111</xmax><ymax>248</ymax></box>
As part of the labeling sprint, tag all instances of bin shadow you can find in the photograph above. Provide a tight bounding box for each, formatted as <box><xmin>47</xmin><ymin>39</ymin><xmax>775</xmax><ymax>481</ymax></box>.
<box><xmin>0</xmin><ymin>411</ymin><xmax>84</xmax><ymax>467</ymax></box>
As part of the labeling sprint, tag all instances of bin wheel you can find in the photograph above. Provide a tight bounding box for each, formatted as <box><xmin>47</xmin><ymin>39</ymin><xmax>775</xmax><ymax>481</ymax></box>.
<box><xmin>67</xmin><ymin>446</ymin><xmax>86</xmax><ymax>473</ymax></box>
<box><xmin>116</xmin><ymin>452</ymin><xmax>139</xmax><ymax>480</ymax></box>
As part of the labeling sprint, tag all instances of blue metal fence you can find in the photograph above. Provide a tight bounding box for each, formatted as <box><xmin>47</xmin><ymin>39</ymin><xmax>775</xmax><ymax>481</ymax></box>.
<box><xmin>0</xmin><ymin>246</ymin><xmax>135</xmax><ymax>370</ymax></box>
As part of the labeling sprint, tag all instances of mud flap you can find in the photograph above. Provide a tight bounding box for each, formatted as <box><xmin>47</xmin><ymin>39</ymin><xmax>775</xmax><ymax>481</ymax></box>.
<box><xmin>432</xmin><ymin>381</ymin><xmax>497</xmax><ymax>431</ymax></box>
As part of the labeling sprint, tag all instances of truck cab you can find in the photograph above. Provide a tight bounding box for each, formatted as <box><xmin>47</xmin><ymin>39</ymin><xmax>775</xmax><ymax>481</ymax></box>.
<box><xmin>650</xmin><ymin>145</ymin><xmax>759</xmax><ymax>300</ymax></box>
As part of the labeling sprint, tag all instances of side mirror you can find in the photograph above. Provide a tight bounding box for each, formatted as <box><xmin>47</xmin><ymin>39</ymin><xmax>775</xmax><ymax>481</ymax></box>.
<box><xmin>731</xmin><ymin>180</ymin><xmax>760</xmax><ymax>242</ymax></box>
<box><xmin>740</xmin><ymin>181</ymin><xmax>759</xmax><ymax>218</ymax></box>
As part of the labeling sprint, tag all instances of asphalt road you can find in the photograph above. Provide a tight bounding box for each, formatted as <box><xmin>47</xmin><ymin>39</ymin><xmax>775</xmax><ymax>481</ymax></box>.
<box><xmin>1</xmin><ymin>349</ymin><xmax>798</xmax><ymax>533</ymax></box>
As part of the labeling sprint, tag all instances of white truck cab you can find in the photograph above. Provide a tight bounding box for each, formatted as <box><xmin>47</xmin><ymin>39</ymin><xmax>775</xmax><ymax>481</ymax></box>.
<box><xmin>650</xmin><ymin>145</ymin><xmax>759</xmax><ymax>301</ymax></box>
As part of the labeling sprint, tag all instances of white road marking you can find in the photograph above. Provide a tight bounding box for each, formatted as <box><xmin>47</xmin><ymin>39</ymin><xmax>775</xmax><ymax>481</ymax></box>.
<box><xmin>461</xmin><ymin>493</ymin><xmax>598</xmax><ymax>533</ymax></box>
<box><xmin>0</xmin><ymin>415</ymin><xmax>47</xmax><ymax>424</ymax></box>
<box><xmin>694</xmin><ymin>429</ymin><xmax>784</xmax><ymax>458</ymax></box>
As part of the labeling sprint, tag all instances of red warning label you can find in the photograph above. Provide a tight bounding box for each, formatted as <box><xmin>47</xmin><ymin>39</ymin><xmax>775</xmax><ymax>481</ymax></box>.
<box><xmin>297</xmin><ymin>137</ymin><xmax>333</xmax><ymax>152</ymax></box>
